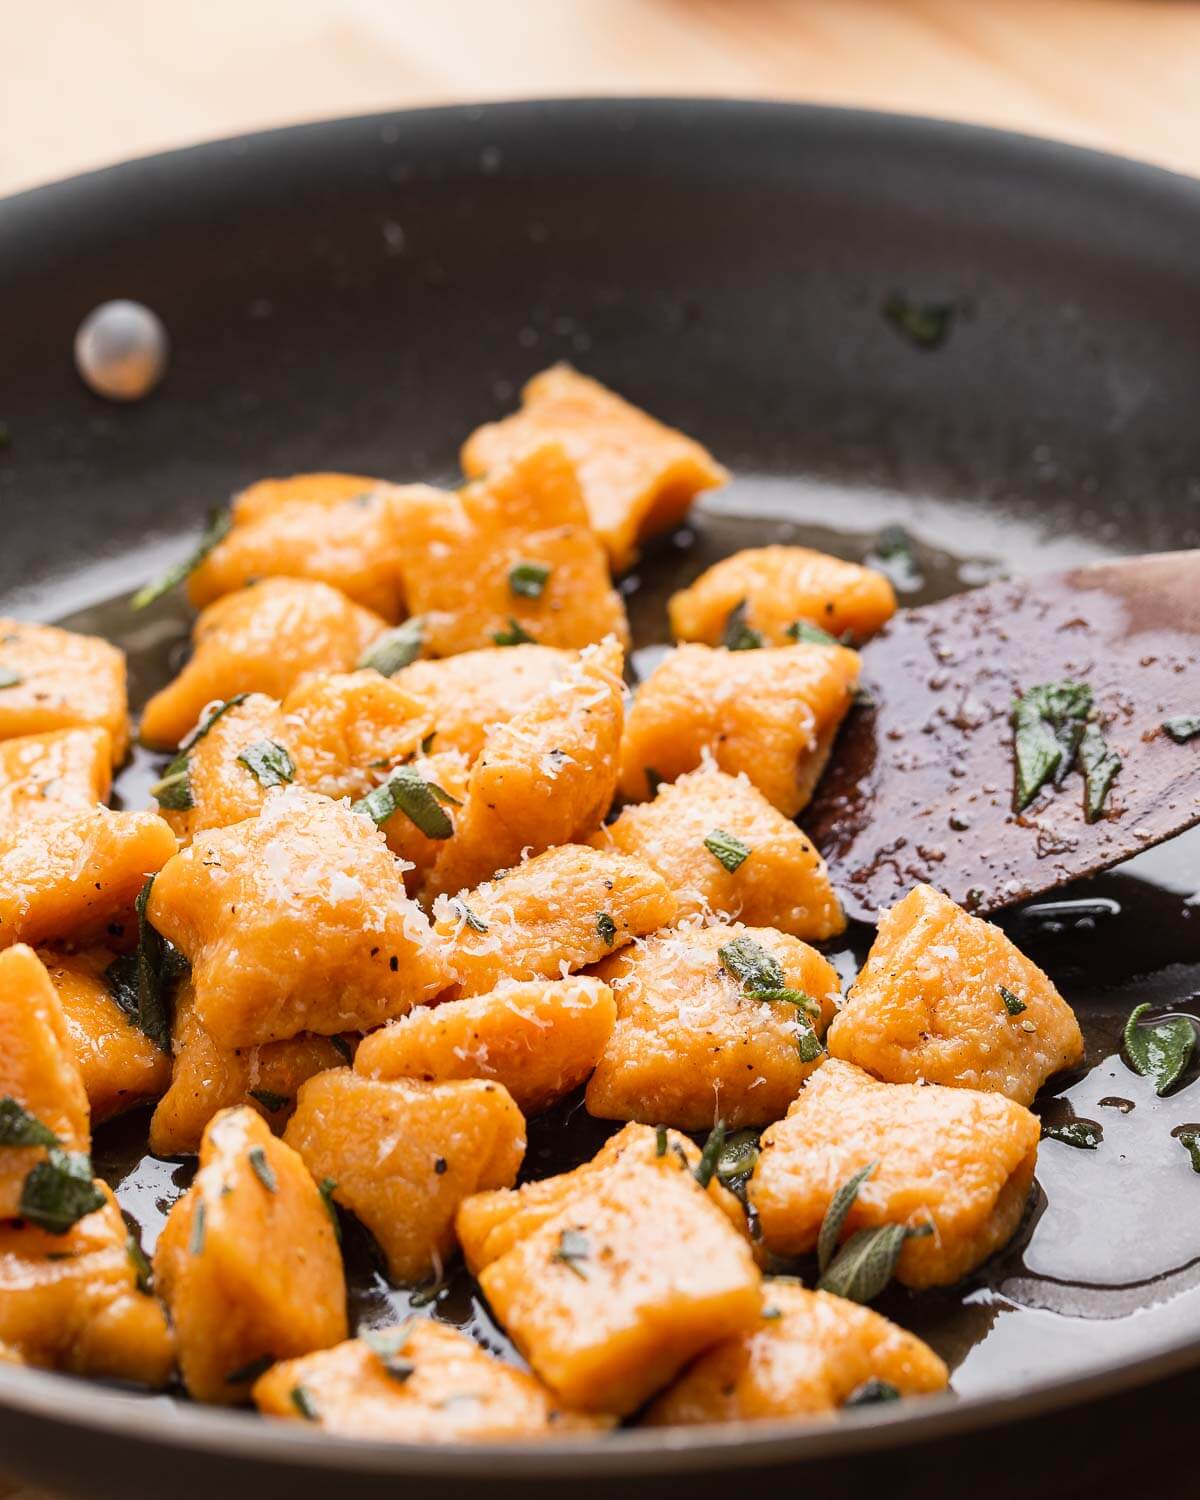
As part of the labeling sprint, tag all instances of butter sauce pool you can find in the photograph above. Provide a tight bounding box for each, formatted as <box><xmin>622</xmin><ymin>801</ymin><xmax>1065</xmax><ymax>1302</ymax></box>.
<box><xmin>58</xmin><ymin>479</ymin><xmax>1200</xmax><ymax>1405</ymax></box>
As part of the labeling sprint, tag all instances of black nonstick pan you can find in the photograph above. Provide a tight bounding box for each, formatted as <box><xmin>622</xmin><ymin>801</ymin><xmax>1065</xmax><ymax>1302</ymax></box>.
<box><xmin>1</xmin><ymin>99</ymin><xmax>1199</xmax><ymax>1500</ymax></box>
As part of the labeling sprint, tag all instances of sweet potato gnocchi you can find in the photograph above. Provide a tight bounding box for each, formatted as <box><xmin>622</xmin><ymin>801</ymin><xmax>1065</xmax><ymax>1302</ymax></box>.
<box><xmin>0</xmin><ymin>367</ymin><xmax>1086</xmax><ymax>1446</ymax></box>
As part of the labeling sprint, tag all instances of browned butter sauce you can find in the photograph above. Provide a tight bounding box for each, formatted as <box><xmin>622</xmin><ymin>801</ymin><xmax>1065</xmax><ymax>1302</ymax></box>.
<box><xmin>51</xmin><ymin>476</ymin><xmax>1200</xmax><ymax>1405</ymax></box>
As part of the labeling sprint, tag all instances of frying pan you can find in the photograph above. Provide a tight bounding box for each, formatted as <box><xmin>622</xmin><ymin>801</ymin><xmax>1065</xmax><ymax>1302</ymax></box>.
<box><xmin>1</xmin><ymin>99</ymin><xmax>1199</xmax><ymax>1500</ymax></box>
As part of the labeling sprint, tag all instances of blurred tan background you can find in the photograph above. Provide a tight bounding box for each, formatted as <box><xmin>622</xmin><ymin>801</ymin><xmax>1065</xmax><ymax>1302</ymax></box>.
<box><xmin>5</xmin><ymin>0</ymin><xmax>1200</xmax><ymax>197</ymax></box>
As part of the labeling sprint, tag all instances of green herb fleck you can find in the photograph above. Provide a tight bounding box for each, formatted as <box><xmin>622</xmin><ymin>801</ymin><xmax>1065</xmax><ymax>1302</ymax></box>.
<box><xmin>596</xmin><ymin>912</ymin><xmax>617</xmax><ymax>947</ymax></box>
<box><xmin>118</xmin><ymin>876</ymin><xmax>187</xmax><ymax>1052</ymax></box>
<box><xmin>818</xmin><ymin>1220</ymin><xmax>933</xmax><ymax>1303</ymax></box>
<box><xmin>353</xmin><ymin>765</ymin><xmax>454</xmax><ymax>839</ymax></box>
<box><xmin>655</xmin><ymin>1124</ymin><xmax>668</xmax><ymax>1158</ymax></box>
<box><xmin>999</xmin><ymin>985</ymin><xmax>1027</xmax><ymax>1016</ymax></box>
<box><xmin>150</xmin><ymin>753</ymin><xmax>193</xmax><ymax>811</ymax></box>
<box><xmin>133</xmin><ymin>507</ymin><xmax>233</xmax><ymax>609</ymax></box>
<box><xmin>552</xmin><ymin>1227</ymin><xmax>590</xmax><ymax>1279</ymax></box>
<box><xmin>290</xmin><ymin>1384</ymin><xmax>320</xmax><ymax>1421</ymax></box>
<box><xmin>508</xmin><ymin>561</ymin><xmax>552</xmax><ymax>599</ymax></box>
<box><xmin>248</xmin><ymin>1145</ymin><xmax>278</xmax><ymax>1193</ymax></box>
<box><xmin>884</xmin><ymin>294</ymin><xmax>953</xmax><ymax>350</ymax></box>
<box><xmin>785</xmin><ymin>621</ymin><xmax>840</xmax><ymax>646</ymax></box>
<box><xmin>318</xmin><ymin>1177</ymin><xmax>341</xmax><ymax>1244</ymax></box>
<box><xmin>844</xmin><ymin>1379</ymin><xmax>901</xmax><ymax>1407</ymax></box>
<box><xmin>721</xmin><ymin>599</ymin><xmax>763</xmax><ymax>652</ymax></box>
<box><xmin>796</xmin><ymin>1025</ymin><xmax>825</xmax><ymax>1063</ymax></box>
<box><xmin>249</xmin><ymin>1088</ymin><xmax>289</xmax><ymax>1113</ymax></box>
<box><xmin>0</xmin><ymin>668</ymin><xmax>23</xmax><ymax>690</ymax></box>
<box><xmin>718</xmin><ymin>935</ymin><xmax>786</xmax><ymax>994</ymax></box>
<box><xmin>359</xmin><ymin>618</ymin><xmax>425</xmax><ymax>676</ymax></box>
<box><xmin>715</xmin><ymin>1128</ymin><xmax>760</xmax><ymax>1197</ymax></box>
<box><xmin>817</xmin><ymin>1162</ymin><xmax>877</xmax><ymax>1276</ymax></box>
<box><xmin>1163</xmin><ymin>716</ymin><xmax>1200</xmax><ymax>744</ymax></box>
<box><xmin>754</xmin><ymin>988</ymin><xmax>822</xmax><ymax>1021</ymax></box>
<box><xmin>0</xmin><ymin>1098</ymin><xmax>59</xmax><ymax>1148</ymax></box>
<box><xmin>126</xmin><ymin>1234</ymin><xmax>152</xmax><ymax>1295</ymax></box>
<box><xmin>1041</xmin><ymin>1119</ymin><xmax>1102</xmax><ymax>1150</ymax></box>
<box><xmin>492</xmin><ymin>616</ymin><xmax>535</xmax><ymax>646</ymax></box>
<box><xmin>1123</xmin><ymin>1003</ymin><xmax>1195</xmax><ymax>1096</ymax></box>
<box><xmin>1010</xmin><ymin>680</ymin><xmax>1094</xmax><ymax>812</ymax></box>
<box><xmin>1078</xmin><ymin>721</ymin><xmax>1121</xmax><ymax>823</ymax></box>
<box><xmin>694</xmin><ymin>1120</ymin><xmax>727</xmax><ymax>1189</ymax></box>
<box><xmin>19</xmin><ymin>1149</ymin><xmax>106</xmax><ymax>1235</ymax></box>
<box><xmin>362</xmin><ymin>1328</ymin><xmax>416</xmax><ymax>1382</ymax></box>
<box><xmin>1177</xmin><ymin>1131</ymin><xmax>1200</xmax><ymax>1173</ymax></box>
<box><xmin>189</xmin><ymin>1199</ymin><xmax>207</xmax><ymax>1255</ymax></box>
<box><xmin>226</xmin><ymin>1353</ymin><xmax>274</xmax><ymax>1386</ymax></box>
<box><xmin>237</xmin><ymin>739</ymin><xmax>296</xmax><ymax>788</ymax></box>
<box><xmin>451</xmin><ymin>899</ymin><xmax>489</xmax><ymax>934</ymax></box>
<box><xmin>704</xmin><ymin>828</ymin><xmax>751</xmax><ymax>873</ymax></box>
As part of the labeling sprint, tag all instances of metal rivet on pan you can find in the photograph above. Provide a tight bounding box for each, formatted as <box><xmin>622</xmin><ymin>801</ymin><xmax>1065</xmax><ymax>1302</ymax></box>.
<box><xmin>74</xmin><ymin>299</ymin><xmax>170</xmax><ymax>402</ymax></box>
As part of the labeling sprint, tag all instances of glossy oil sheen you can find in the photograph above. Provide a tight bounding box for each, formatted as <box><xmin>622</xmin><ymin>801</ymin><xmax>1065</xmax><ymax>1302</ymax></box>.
<box><xmin>1</xmin><ymin>100</ymin><xmax>1200</xmax><ymax>1498</ymax></box>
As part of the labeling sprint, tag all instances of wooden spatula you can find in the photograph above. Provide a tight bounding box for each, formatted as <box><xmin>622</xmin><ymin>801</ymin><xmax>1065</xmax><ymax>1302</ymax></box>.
<box><xmin>804</xmin><ymin>550</ymin><xmax>1200</xmax><ymax>924</ymax></box>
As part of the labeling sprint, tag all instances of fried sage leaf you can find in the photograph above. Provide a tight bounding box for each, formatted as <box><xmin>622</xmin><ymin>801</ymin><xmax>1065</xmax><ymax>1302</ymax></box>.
<box><xmin>133</xmin><ymin>507</ymin><xmax>232</xmax><ymax>610</ymax></box>
<box><xmin>237</xmin><ymin>738</ymin><xmax>296</xmax><ymax>788</ymax></box>
<box><xmin>359</xmin><ymin>618</ymin><xmax>425</xmax><ymax>676</ymax></box>
<box><xmin>704</xmin><ymin>827</ymin><xmax>751</xmax><ymax>873</ymax></box>
<box><xmin>1077</xmin><ymin>721</ymin><xmax>1121</xmax><ymax>823</ymax></box>
<box><xmin>1123</xmin><ymin>1003</ymin><xmax>1196</xmax><ymax>1097</ymax></box>
<box><xmin>1041</xmin><ymin>1119</ymin><xmax>1102</xmax><ymax>1150</ymax></box>
<box><xmin>694</xmin><ymin>1120</ymin><xmax>727</xmax><ymax>1189</ymax></box>
<box><xmin>353</xmin><ymin>765</ymin><xmax>454</xmax><ymax>839</ymax></box>
<box><xmin>0</xmin><ymin>1098</ymin><xmax>59</xmax><ymax>1149</ymax></box>
<box><xmin>1010</xmin><ymin>680</ymin><xmax>1093</xmax><ymax>811</ymax></box>
<box><xmin>817</xmin><ymin>1161</ymin><xmax>877</xmax><ymax>1276</ymax></box>
<box><xmin>721</xmin><ymin>599</ymin><xmax>763</xmax><ymax>652</ymax></box>
<box><xmin>1163</xmin><ymin>716</ymin><xmax>1200</xmax><ymax>744</ymax></box>
<box><xmin>817</xmin><ymin>1220</ymin><xmax>932</xmax><ymax>1303</ymax></box>
<box><xmin>19</xmin><ymin>1148</ymin><xmax>106</xmax><ymax>1235</ymax></box>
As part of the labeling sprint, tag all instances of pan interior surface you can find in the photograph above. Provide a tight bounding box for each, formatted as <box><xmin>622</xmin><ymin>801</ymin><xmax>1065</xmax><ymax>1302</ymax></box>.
<box><xmin>0</xmin><ymin>99</ymin><xmax>1198</xmax><ymax>1485</ymax></box>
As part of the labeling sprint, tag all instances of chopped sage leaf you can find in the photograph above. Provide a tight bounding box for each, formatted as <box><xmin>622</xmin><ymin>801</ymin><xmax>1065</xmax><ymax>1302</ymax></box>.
<box><xmin>844</xmin><ymin>1379</ymin><xmax>901</xmax><ymax>1407</ymax></box>
<box><xmin>755</xmin><ymin>987</ymin><xmax>822</xmax><ymax>1021</ymax></box>
<box><xmin>133</xmin><ymin>507</ymin><xmax>233</xmax><ymax>609</ymax></box>
<box><xmin>237</xmin><ymin>739</ymin><xmax>295</xmax><ymax>788</ymax></box>
<box><xmin>718</xmin><ymin>935</ymin><xmax>786</xmax><ymax>994</ymax></box>
<box><xmin>596</xmin><ymin>912</ymin><xmax>617</xmax><ymax>947</ymax></box>
<box><xmin>179</xmin><ymin>693</ymin><xmax>251</xmax><ymax>753</ymax></box>
<box><xmin>817</xmin><ymin>1161</ymin><xmax>877</xmax><ymax>1276</ymax></box>
<box><xmin>358</xmin><ymin>618</ymin><xmax>425</xmax><ymax>676</ymax></box>
<box><xmin>1123</xmin><ymin>1003</ymin><xmax>1195</xmax><ymax>1096</ymax></box>
<box><xmin>353</xmin><ymin>765</ymin><xmax>454</xmax><ymax>839</ymax></box>
<box><xmin>318</xmin><ymin>1177</ymin><xmax>342</xmax><ymax>1244</ymax></box>
<box><xmin>189</xmin><ymin>1199</ymin><xmax>207</xmax><ymax>1255</ymax></box>
<box><xmin>883</xmin><ymin>294</ymin><xmax>953</xmax><ymax>350</ymax></box>
<box><xmin>0</xmin><ymin>1097</ymin><xmax>59</xmax><ymax>1149</ymax></box>
<box><xmin>249</xmin><ymin>1088</ymin><xmax>289</xmax><ymax>1113</ymax></box>
<box><xmin>290</xmin><ymin>1384</ymin><xmax>320</xmax><ymax>1421</ymax></box>
<box><xmin>226</xmin><ymin>1353</ymin><xmax>274</xmax><ymax>1385</ymax></box>
<box><xmin>19</xmin><ymin>1149</ymin><xmax>105</xmax><ymax>1235</ymax></box>
<box><xmin>451</xmin><ymin>899</ymin><xmax>489</xmax><ymax>934</ymax></box>
<box><xmin>362</xmin><ymin>1328</ymin><xmax>416</xmax><ymax>1382</ymax></box>
<box><xmin>552</xmin><ymin>1227</ymin><xmax>590</xmax><ymax>1279</ymax></box>
<box><xmin>492</xmin><ymin>616</ymin><xmax>535</xmax><ymax>646</ymax></box>
<box><xmin>248</xmin><ymin>1145</ymin><xmax>278</xmax><ymax>1193</ymax></box>
<box><xmin>796</xmin><ymin>1025</ymin><xmax>825</xmax><ymax>1064</ymax></box>
<box><xmin>1163</xmin><ymin>716</ymin><xmax>1200</xmax><ymax>744</ymax></box>
<box><xmin>655</xmin><ymin>1124</ymin><xmax>668</xmax><ymax>1158</ymax></box>
<box><xmin>721</xmin><ymin>599</ymin><xmax>763</xmax><ymax>652</ymax></box>
<box><xmin>1010</xmin><ymin>680</ymin><xmax>1093</xmax><ymax>811</ymax></box>
<box><xmin>126</xmin><ymin>1234</ymin><xmax>153</xmax><ymax>1295</ymax></box>
<box><xmin>1078</xmin><ymin>721</ymin><xmax>1121</xmax><ymax>823</ymax></box>
<box><xmin>1177</xmin><ymin>1131</ymin><xmax>1200</xmax><ymax>1173</ymax></box>
<box><xmin>818</xmin><ymin>1220</ymin><xmax>932</xmax><ymax>1303</ymax></box>
<box><xmin>128</xmin><ymin>876</ymin><xmax>187</xmax><ymax>1052</ymax></box>
<box><xmin>1041</xmin><ymin>1119</ymin><xmax>1101</xmax><ymax>1150</ymax></box>
<box><xmin>715</xmin><ymin>1128</ymin><xmax>760</xmax><ymax>1197</ymax></box>
<box><xmin>0</xmin><ymin>668</ymin><xmax>23</xmax><ymax>690</ymax></box>
<box><xmin>508</xmin><ymin>561</ymin><xmax>552</xmax><ymax>599</ymax></box>
<box><xmin>785</xmin><ymin>620</ymin><xmax>840</xmax><ymax>647</ymax></box>
<box><xmin>704</xmin><ymin>828</ymin><xmax>751</xmax><ymax>873</ymax></box>
<box><xmin>150</xmin><ymin>753</ymin><xmax>193</xmax><ymax>811</ymax></box>
<box><xmin>999</xmin><ymin>985</ymin><xmax>1027</xmax><ymax>1016</ymax></box>
<box><xmin>694</xmin><ymin>1120</ymin><xmax>727</xmax><ymax>1189</ymax></box>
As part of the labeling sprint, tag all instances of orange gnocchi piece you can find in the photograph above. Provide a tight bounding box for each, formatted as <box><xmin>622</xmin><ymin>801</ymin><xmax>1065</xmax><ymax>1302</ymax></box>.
<box><xmin>668</xmin><ymin>544</ymin><xmax>896</xmax><ymax>647</ymax></box>
<box><xmin>462</xmin><ymin>365</ymin><xmax>727</xmax><ymax>573</ymax></box>
<box><xmin>619</xmin><ymin>643</ymin><xmax>860</xmax><ymax>817</ymax></box>
<box><xmin>140</xmin><ymin>579</ymin><xmax>387</xmax><ymax>749</ymax></box>
<box><xmin>154</xmin><ymin>1106</ymin><xmax>347</xmax><ymax>1403</ymax></box>
<box><xmin>393</xmin><ymin>444</ymin><xmax>629</xmax><ymax>657</ymax></box>
<box><xmin>592</xmin><ymin>765</ymin><xmax>844</xmax><ymax>940</ymax></box>
<box><xmin>284</xmin><ymin>1070</ymin><xmax>526</xmax><ymax>1285</ymax></box>
<box><xmin>0</xmin><ymin>620</ymin><xmax>129</xmax><ymax>764</ymax></box>
<box><xmin>0</xmin><ymin>728</ymin><xmax>112</xmax><ymax>825</ymax></box>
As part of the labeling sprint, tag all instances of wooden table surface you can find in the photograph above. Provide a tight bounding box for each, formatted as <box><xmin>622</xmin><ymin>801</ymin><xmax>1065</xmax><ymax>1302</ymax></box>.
<box><xmin>4</xmin><ymin>0</ymin><xmax>1199</xmax><ymax>1495</ymax></box>
<box><xmin>6</xmin><ymin>0</ymin><xmax>1200</xmax><ymax>198</ymax></box>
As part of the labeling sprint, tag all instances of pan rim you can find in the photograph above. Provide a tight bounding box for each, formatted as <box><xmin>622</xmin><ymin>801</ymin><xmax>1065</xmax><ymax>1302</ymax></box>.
<box><xmin>2</xmin><ymin>94</ymin><xmax>1199</xmax><ymax>1477</ymax></box>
